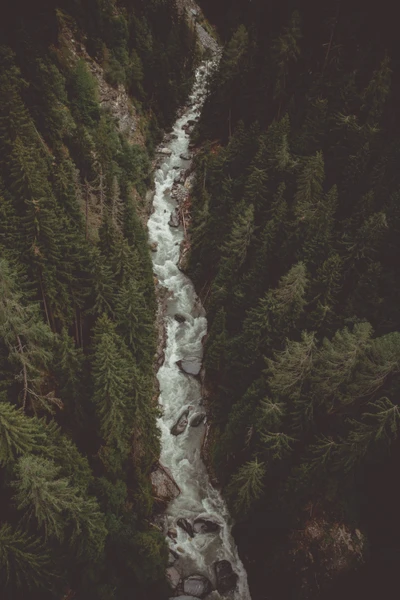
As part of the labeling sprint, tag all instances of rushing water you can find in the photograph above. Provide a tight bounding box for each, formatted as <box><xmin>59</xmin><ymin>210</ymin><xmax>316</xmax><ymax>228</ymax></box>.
<box><xmin>147</xmin><ymin>64</ymin><xmax>251</xmax><ymax>599</ymax></box>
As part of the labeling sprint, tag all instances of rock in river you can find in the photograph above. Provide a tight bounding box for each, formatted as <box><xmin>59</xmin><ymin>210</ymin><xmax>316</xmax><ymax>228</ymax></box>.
<box><xmin>214</xmin><ymin>560</ymin><xmax>238</xmax><ymax>593</ymax></box>
<box><xmin>177</xmin><ymin>517</ymin><xmax>194</xmax><ymax>538</ymax></box>
<box><xmin>193</xmin><ymin>518</ymin><xmax>220</xmax><ymax>534</ymax></box>
<box><xmin>190</xmin><ymin>413</ymin><xmax>206</xmax><ymax>427</ymax></box>
<box><xmin>150</xmin><ymin>464</ymin><xmax>180</xmax><ymax>505</ymax></box>
<box><xmin>166</xmin><ymin>566</ymin><xmax>181</xmax><ymax>590</ymax></box>
<box><xmin>176</xmin><ymin>356</ymin><xmax>202</xmax><ymax>376</ymax></box>
<box><xmin>171</xmin><ymin>409</ymin><xmax>189</xmax><ymax>436</ymax></box>
<box><xmin>183</xmin><ymin>574</ymin><xmax>212</xmax><ymax>598</ymax></box>
<box><xmin>174</xmin><ymin>313</ymin><xmax>186</xmax><ymax>323</ymax></box>
<box><xmin>180</xmin><ymin>152</ymin><xmax>193</xmax><ymax>161</ymax></box>
<box><xmin>168</xmin><ymin>211</ymin><xmax>180</xmax><ymax>228</ymax></box>
<box><xmin>157</xmin><ymin>147</ymin><xmax>172</xmax><ymax>156</ymax></box>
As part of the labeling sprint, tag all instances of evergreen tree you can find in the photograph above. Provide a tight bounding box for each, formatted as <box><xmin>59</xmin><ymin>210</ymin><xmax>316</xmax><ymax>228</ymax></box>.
<box><xmin>0</xmin><ymin>523</ymin><xmax>52</xmax><ymax>590</ymax></box>
<box><xmin>0</xmin><ymin>402</ymin><xmax>46</xmax><ymax>465</ymax></box>
<box><xmin>13</xmin><ymin>455</ymin><xmax>107</xmax><ymax>553</ymax></box>
<box><xmin>91</xmin><ymin>314</ymin><xmax>134</xmax><ymax>456</ymax></box>
<box><xmin>227</xmin><ymin>458</ymin><xmax>266</xmax><ymax>516</ymax></box>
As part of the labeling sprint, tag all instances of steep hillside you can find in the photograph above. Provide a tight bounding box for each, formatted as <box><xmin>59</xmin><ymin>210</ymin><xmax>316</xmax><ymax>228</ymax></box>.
<box><xmin>0</xmin><ymin>2</ymin><xmax>200</xmax><ymax>599</ymax></box>
<box><xmin>186</xmin><ymin>1</ymin><xmax>400</xmax><ymax>598</ymax></box>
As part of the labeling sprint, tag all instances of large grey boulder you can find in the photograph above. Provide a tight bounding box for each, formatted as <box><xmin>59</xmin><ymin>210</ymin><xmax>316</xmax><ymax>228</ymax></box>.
<box><xmin>166</xmin><ymin>566</ymin><xmax>181</xmax><ymax>590</ymax></box>
<box><xmin>193</xmin><ymin>518</ymin><xmax>220</xmax><ymax>534</ymax></box>
<box><xmin>157</xmin><ymin>147</ymin><xmax>172</xmax><ymax>156</ymax></box>
<box><xmin>169</xmin><ymin>211</ymin><xmax>180</xmax><ymax>228</ymax></box>
<box><xmin>176</xmin><ymin>356</ymin><xmax>202</xmax><ymax>376</ymax></box>
<box><xmin>214</xmin><ymin>560</ymin><xmax>238</xmax><ymax>593</ymax></box>
<box><xmin>183</xmin><ymin>574</ymin><xmax>212</xmax><ymax>598</ymax></box>
<box><xmin>190</xmin><ymin>413</ymin><xmax>206</xmax><ymax>427</ymax></box>
<box><xmin>171</xmin><ymin>409</ymin><xmax>190</xmax><ymax>436</ymax></box>
<box><xmin>150</xmin><ymin>464</ymin><xmax>180</xmax><ymax>505</ymax></box>
<box><xmin>177</xmin><ymin>517</ymin><xmax>194</xmax><ymax>538</ymax></box>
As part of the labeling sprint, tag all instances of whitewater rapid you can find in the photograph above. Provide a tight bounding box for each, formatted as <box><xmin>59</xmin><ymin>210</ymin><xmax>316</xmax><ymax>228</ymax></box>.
<box><xmin>147</xmin><ymin>64</ymin><xmax>251</xmax><ymax>600</ymax></box>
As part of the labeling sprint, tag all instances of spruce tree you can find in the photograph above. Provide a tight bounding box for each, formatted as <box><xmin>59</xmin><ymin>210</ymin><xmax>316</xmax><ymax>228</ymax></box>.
<box><xmin>0</xmin><ymin>523</ymin><xmax>52</xmax><ymax>590</ymax></box>
<box><xmin>0</xmin><ymin>402</ymin><xmax>46</xmax><ymax>465</ymax></box>
<box><xmin>227</xmin><ymin>458</ymin><xmax>266</xmax><ymax>516</ymax></box>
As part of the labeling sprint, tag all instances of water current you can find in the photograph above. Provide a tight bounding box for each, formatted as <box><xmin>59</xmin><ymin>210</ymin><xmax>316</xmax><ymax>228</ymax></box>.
<box><xmin>147</xmin><ymin>63</ymin><xmax>251</xmax><ymax>600</ymax></box>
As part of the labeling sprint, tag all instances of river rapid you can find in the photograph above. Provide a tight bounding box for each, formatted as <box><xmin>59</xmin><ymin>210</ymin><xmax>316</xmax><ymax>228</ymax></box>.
<box><xmin>147</xmin><ymin>64</ymin><xmax>251</xmax><ymax>600</ymax></box>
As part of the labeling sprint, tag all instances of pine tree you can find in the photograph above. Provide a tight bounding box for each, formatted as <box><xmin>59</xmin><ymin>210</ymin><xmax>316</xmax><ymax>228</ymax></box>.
<box><xmin>0</xmin><ymin>523</ymin><xmax>52</xmax><ymax>590</ymax></box>
<box><xmin>255</xmin><ymin>397</ymin><xmax>286</xmax><ymax>435</ymax></box>
<box><xmin>227</xmin><ymin>458</ymin><xmax>266</xmax><ymax>516</ymax></box>
<box><xmin>314</xmin><ymin>322</ymin><xmax>373</xmax><ymax>408</ymax></box>
<box><xmin>0</xmin><ymin>402</ymin><xmax>47</xmax><ymax>465</ymax></box>
<box><xmin>266</xmin><ymin>331</ymin><xmax>316</xmax><ymax>401</ymax></box>
<box><xmin>204</xmin><ymin>307</ymin><xmax>227</xmax><ymax>375</ymax></box>
<box><xmin>88</xmin><ymin>247</ymin><xmax>116</xmax><ymax>317</ymax></box>
<box><xmin>260</xmin><ymin>431</ymin><xmax>297</xmax><ymax>461</ymax></box>
<box><xmin>13</xmin><ymin>455</ymin><xmax>106</xmax><ymax>553</ymax></box>
<box><xmin>91</xmin><ymin>314</ymin><xmax>134</xmax><ymax>455</ymax></box>
<box><xmin>335</xmin><ymin>398</ymin><xmax>400</xmax><ymax>472</ymax></box>
<box><xmin>294</xmin><ymin>151</ymin><xmax>325</xmax><ymax>221</ymax></box>
<box><xmin>115</xmin><ymin>276</ymin><xmax>155</xmax><ymax>367</ymax></box>
<box><xmin>0</xmin><ymin>258</ymin><xmax>59</xmax><ymax>413</ymax></box>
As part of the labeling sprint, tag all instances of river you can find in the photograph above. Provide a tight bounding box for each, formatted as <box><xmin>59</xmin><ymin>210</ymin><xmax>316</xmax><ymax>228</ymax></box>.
<box><xmin>147</xmin><ymin>63</ymin><xmax>251</xmax><ymax>600</ymax></box>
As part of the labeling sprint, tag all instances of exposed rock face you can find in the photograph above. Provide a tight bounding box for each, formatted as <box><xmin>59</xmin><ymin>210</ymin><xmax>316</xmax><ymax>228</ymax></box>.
<box><xmin>193</xmin><ymin>518</ymin><xmax>220</xmax><ymax>534</ymax></box>
<box><xmin>150</xmin><ymin>464</ymin><xmax>180</xmax><ymax>506</ymax></box>
<box><xmin>166</xmin><ymin>566</ymin><xmax>181</xmax><ymax>590</ymax></box>
<box><xmin>214</xmin><ymin>560</ymin><xmax>238</xmax><ymax>593</ymax></box>
<box><xmin>183</xmin><ymin>574</ymin><xmax>212</xmax><ymax>598</ymax></box>
<box><xmin>177</xmin><ymin>518</ymin><xmax>194</xmax><ymax>537</ymax></box>
<box><xmin>171</xmin><ymin>409</ymin><xmax>190</xmax><ymax>436</ymax></box>
<box><xmin>176</xmin><ymin>357</ymin><xmax>202</xmax><ymax>376</ymax></box>
<box><xmin>190</xmin><ymin>413</ymin><xmax>206</xmax><ymax>427</ymax></box>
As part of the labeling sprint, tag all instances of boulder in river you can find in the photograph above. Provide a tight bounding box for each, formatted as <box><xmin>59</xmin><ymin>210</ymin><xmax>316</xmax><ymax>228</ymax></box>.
<box><xmin>171</xmin><ymin>409</ymin><xmax>189</xmax><ymax>436</ymax></box>
<box><xmin>183</xmin><ymin>574</ymin><xmax>212</xmax><ymax>598</ymax></box>
<box><xmin>180</xmin><ymin>152</ymin><xmax>193</xmax><ymax>161</ymax></box>
<box><xmin>169</xmin><ymin>597</ymin><xmax>198</xmax><ymax>600</ymax></box>
<box><xmin>174</xmin><ymin>314</ymin><xmax>186</xmax><ymax>324</ymax></box>
<box><xmin>157</xmin><ymin>147</ymin><xmax>172</xmax><ymax>156</ymax></box>
<box><xmin>150</xmin><ymin>464</ymin><xmax>180</xmax><ymax>506</ymax></box>
<box><xmin>168</xmin><ymin>548</ymin><xmax>179</xmax><ymax>566</ymax></box>
<box><xmin>190</xmin><ymin>413</ymin><xmax>206</xmax><ymax>428</ymax></box>
<box><xmin>166</xmin><ymin>566</ymin><xmax>181</xmax><ymax>590</ymax></box>
<box><xmin>176</xmin><ymin>357</ymin><xmax>202</xmax><ymax>376</ymax></box>
<box><xmin>169</xmin><ymin>211</ymin><xmax>180</xmax><ymax>228</ymax></box>
<box><xmin>167</xmin><ymin>527</ymin><xmax>178</xmax><ymax>540</ymax></box>
<box><xmin>177</xmin><ymin>517</ymin><xmax>194</xmax><ymax>538</ymax></box>
<box><xmin>214</xmin><ymin>560</ymin><xmax>238</xmax><ymax>593</ymax></box>
<box><xmin>193</xmin><ymin>518</ymin><xmax>220</xmax><ymax>534</ymax></box>
<box><xmin>150</xmin><ymin>242</ymin><xmax>158</xmax><ymax>252</ymax></box>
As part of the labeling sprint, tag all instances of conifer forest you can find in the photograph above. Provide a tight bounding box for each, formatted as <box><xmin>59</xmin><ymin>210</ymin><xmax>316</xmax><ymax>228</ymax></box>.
<box><xmin>1</xmin><ymin>1</ymin><xmax>400</xmax><ymax>599</ymax></box>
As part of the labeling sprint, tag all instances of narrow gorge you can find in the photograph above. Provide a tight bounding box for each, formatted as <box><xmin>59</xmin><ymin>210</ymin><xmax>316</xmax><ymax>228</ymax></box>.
<box><xmin>148</xmin><ymin>61</ymin><xmax>251</xmax><ymax>600</ymax></box>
